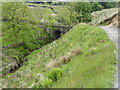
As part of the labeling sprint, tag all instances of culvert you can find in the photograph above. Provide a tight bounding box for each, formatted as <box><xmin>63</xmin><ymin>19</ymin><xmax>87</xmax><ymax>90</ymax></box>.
<box><xmin>53</xmin><ymin>30</ymin><xmax>61</xmax><ymax>40</ymax></box>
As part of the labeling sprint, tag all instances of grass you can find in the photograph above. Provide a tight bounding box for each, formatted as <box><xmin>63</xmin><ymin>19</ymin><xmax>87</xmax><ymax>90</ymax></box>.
<box><xmin>27</xmin><ymin>3</ymin><xmax>68</xmax><ymax>27</ymax></box>
<box><xmin>46</xmin><ymin>47</ymin><xmax>82</xmax><ymax>69</ymax></box>
<box><xmin>28</xmin><ymin>4</ymin><xmax>59</xmax><ymax>27</ymax></box>
<box><xmin>30</xmin><ymin>7</ymin><xmax>53</xmax><ymax>21</ymax></box>
<box><xmin>0</xmin><ymin>22</ymin><xmax>2</xmax><ymax>47</ymax></box>
<box><xmin>2</xmin><ymin>24</ymin><xmax>117</xmax><ymax>88</ymax></box>
<box><xmin>52</xmin><ymin>48</ymin><xmax>116</xmax><ymax>88</ymax></box>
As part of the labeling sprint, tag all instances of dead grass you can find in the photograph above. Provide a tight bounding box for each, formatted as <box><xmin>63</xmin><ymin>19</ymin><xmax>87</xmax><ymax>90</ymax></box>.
<box><xmin>46</xmin><ymin>48</ymin><xmax>82</xmax><ymax>69</ymax></box>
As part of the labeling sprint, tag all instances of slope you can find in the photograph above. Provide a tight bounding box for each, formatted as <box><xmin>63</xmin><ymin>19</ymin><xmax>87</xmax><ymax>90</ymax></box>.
<box><xmin>2</xmin><ymin>24</ymin><xmax>117</xmax><ymax>88</ymax></box>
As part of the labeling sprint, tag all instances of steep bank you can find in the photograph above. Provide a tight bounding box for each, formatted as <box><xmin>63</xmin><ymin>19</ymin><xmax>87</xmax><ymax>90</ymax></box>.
<box><xmin>2</xmin><ymin>24</ymin><xmax>117</xmax><ymax>88</ymax></box>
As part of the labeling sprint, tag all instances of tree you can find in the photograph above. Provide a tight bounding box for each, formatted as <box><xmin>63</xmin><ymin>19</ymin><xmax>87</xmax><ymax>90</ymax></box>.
<box><xmin>69</xmin><ymin>2</ymin><xmax>92</xmax><ymax>23</ymax></box>
<box><xmin>99</xmin><ymin>2</ymin><xmax>118</xmax><ymax>9</ymax></box>
<box><xmin>54</xmin><ymin>2</ymin><xmax>92</xmax><ymax>27</ymax></box>
<box><xmin>91</xmin><ymin>2</ymin><xmax>104</xmax><ymax>12</ymax></box>
<box><xmin>2</xmin><ymin>2</ymin><xmax>50</xmax><ymax>49</ymax></box>
<box><xmin>55</xmin><ymin>7</ymin><xmax>72</xmax><ymax>27</ymax></box>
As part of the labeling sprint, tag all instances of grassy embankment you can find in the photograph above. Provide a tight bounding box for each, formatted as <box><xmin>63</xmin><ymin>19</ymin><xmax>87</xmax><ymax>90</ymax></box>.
<box><xmin>28</xmin><ymin>3</ymin><xmax>66</xmax><ymax>26</ymax></box>
<box><xmin>2</xmin><ymin>24</ymin><xmax>117</xmax><ymax>88</ymax></box>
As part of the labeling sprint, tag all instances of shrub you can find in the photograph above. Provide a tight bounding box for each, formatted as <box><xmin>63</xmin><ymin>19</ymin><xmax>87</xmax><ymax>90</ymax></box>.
<box><xmin>41</xmin><ymin>78</ymin><xmax>53</xmax><ymax>88</ymax></box>
<box><xmin>33</xmin><ymin>78</ymin><xmax>52</xmax><ymax>88</ymax></box>
<box><xmin>47</xmin><ymin>68</ymin><xmax>63</xmax><ymax>81</ymax></box>
<box><xmin>99</xmin><ymin>2</ymin><xmax>118</xmax><ymax>9</ymax></box>
<box><xmin>70</xmin><ymin>2</ymin><xmax>92</xmax><ymax>23</ymax></box>
<box><xmin>91</xmin><ymin>2</ymin><xmax>104</xmax><ymax>12</ymax></box>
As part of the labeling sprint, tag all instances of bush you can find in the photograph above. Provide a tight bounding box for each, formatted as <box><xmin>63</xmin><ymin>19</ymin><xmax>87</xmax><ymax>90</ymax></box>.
<box><xmin>33</xmin><ymin>78</ymin><xmax>52</xmax><ymax>88</ymax></box>
<box><xmin>47</xmin><ymin>68</ymin><xmax>63</xmax><ymax>81</ymax></box>
<box><xmin>70</xmin><ymin>2</ymin><xmax>92</xmax><ymax>23</ymax></box>
<box><xmin>41</xmin><ymin>79</ymin><xmax>53</xmax><ymax>88</ymax></box>
<box><xmin>55</xmin><ymin>7</ymin><xmax>72</xmax><ymax>27</ymax></box>
<box><xmin>91</xmin><ymin>2</ymin><xmax>104</xmax><ymax>12</ymax></box>
<box><xmin>99</xmin><ymin>2</ymin><xmax>118</xmax><ymax>9</ymax></box>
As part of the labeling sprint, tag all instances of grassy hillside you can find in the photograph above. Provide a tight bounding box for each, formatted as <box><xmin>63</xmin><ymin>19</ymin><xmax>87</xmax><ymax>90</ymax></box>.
<box><xmin>27</xmin><ymin>4</ymin><xmax>66</xmax><ymax>27</ymax></box>
<box><xmin>2</xmin><ymin>24</ymin><xmax>117</xmax><ymax>88</ymax></box>
<box><xmin>90</xmin><ymin>8</ymin><xmax>118</xmax><ymax>25</ymax></box>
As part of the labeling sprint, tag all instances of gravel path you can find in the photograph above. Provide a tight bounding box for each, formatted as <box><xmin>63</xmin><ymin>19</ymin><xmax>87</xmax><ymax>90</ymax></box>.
<box><xmin>101</xmin><ymin>26</ymin><xmax>119</xmax><ymax>89</ymax></box>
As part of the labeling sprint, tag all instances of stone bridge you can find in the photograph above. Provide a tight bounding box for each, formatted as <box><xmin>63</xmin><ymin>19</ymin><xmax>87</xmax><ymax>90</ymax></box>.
<box><xmin>41</xmin><ymin>25</ymin><xmax>72</xmax><ymax>40</ymax></box>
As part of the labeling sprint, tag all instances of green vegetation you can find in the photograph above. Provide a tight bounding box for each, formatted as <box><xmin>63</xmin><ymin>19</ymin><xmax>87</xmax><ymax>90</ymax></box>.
<box><xmin>30</xmin><ymin>6</ymin><xmax>56</xmax><ymax>27</ymax></box>
<box><xmin>27</xmin><ymin>2</ymin><xmax>93</xmax><ymax>27</ymax></box>
<box><xmin>47</xmin><ymin>68</ymin><xmax>63</xmax><ymax>81</ymax></box>
<box><xmin>1</xmin><ymin>2</ymin><xmax>118</xmax><ymax>88</ymax></box>
<box><xmin>2</xmin><ymin>2</ymin><xmax>53</xmax><ymax>75</ymax></box>
<box><xmin>55</xmin><ymin>2</ymin><xmax>92</xmax><ymax>27</ymax></box>
<box><xmin>2</xmin><ymin>2</ymin><xmax>50</xmax><ymax>47</ymax></box>
<box><xmin>69</xmin><ymin>2</ymin><xmax>92</xmax><ymax>23</ymax></box>
<box><xmin>99</xmin><ymin>2</ymin><xmax>118</xmax><ymax>9</ymax></box>
<box><xmin>27</xmin><ymin>2</ymin><xmax>118</xmax><ymax>27</ymax></box>
<box><xmin>91</xmin><ymin>2</ymin><xmax>104</xmax><ymax>12</ymax></box>
<box><xmin>2</xmin><ymin>24</ymin><xmax>117</xmax><ymax>88</ymax></box>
